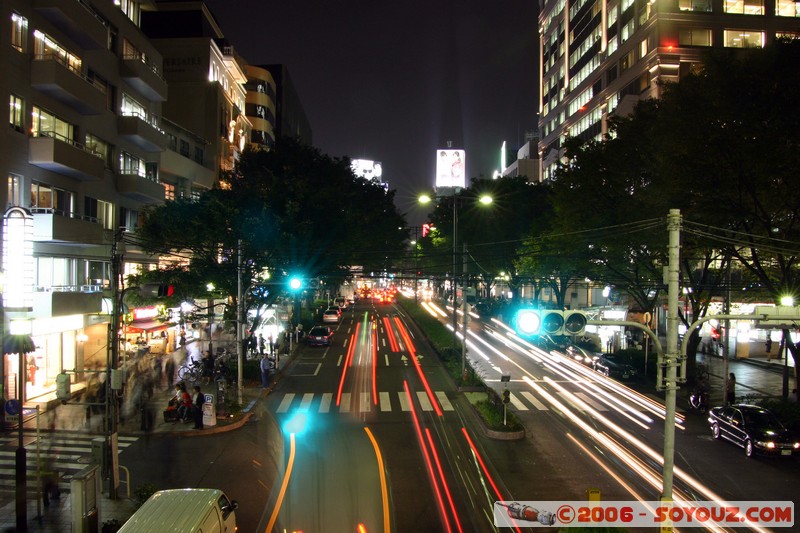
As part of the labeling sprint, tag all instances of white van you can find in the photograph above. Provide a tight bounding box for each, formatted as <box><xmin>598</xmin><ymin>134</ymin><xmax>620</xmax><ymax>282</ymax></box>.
<box><xmin>118</xmin><ymin>488</ymin><xmax>238</xmax><ymax>533</ymax></box>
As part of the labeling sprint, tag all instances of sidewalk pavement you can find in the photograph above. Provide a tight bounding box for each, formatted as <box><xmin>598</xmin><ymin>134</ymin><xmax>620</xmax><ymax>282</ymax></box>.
<box><xmin>0</xmin><ymin>345</ymin><xmax>293</xmax><ymax>533</ymax></box>
<box><xmin>693</xmin><ymin>351</ymin><xmax>796</xmax><ymax>406</ymax></box>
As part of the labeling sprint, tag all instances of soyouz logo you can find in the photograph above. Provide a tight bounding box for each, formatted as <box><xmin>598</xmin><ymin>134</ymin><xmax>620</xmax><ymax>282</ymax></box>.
<box><xmin>493</xmin><ymin>501</ymin><xmax>794</xmax><ymax>528</ymax></box>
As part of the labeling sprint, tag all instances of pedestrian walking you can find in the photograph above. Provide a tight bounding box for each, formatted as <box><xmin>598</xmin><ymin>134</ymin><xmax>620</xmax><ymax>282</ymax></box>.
<box><xmin>164</xmin><ymin>355</ymin><xmax>176</xmax><ymax>391</ymax></box>
<box><xmin>260</xmin><ymin>354</ymin><xmax>272</xmax><ymax>389</ymax></box>
<box><xmin>153</xmin><ymin>353</ymin><xmax>163</xmax><ymax>387</ymax></box>
<box><xmin>766</xmin><ymin>337</ymin><xmax>773</xmax><ymax>354</ymax></box>
<box><xmin>268</xmin><ymin>335</ymin><xmax>275</xmax><ymax>356</ymax></box>
<box><xmin>726</xmin><ymin>372</ymin><xmax>736</xmax><ymax>405</ymax></box>
<box><xmin>258</xmin><ymin>334</ymin><xmax>266</xmax><ymax>356</ymax></box>
<box><xmin>192</xmin><ymin>385</ymin><xmax>204</xmax><ymax>429</ymax></box>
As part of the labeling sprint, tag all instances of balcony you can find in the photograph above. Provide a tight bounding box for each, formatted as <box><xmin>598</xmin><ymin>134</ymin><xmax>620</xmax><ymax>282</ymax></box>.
<box><xmin>31</xmin><ymin>56</ymin><xmax>106</xmax><ymax>115</ymax></box>
<box><xmin>33</xmin><ymin>288</ymin><xmax>103</xmax><ymax>319</ymax></box>
<box><xmin>117</xmin><ymin>173</ymin><xmax>165</xmax><ymax>203</ymax></box>
<box><xmin>28</xmin><ymin>133</ymin><xmax>105</xmax><ymax>181</ymax></box>
<box><xmin>35</xmin><ymin>0</ymin><xmax>108</xmax><ymax>50</ymax></box>
<box><xmin>31</xmin><ymin>209</ymin><xmax>106</xmax><ymax>245</ymax></box>
<box><xmin>160</xmin><ymin>150</ymin><xmax>216</xmax><ymax>190</ymax></box>
<box><xmin>118</xmin><ymin>114</ymin><xmax>167</xmax><ymax>152</ymax></box>
<box><xmin>120</xmin><ymin>55</ymin><xmax>168</xmax><ymax>102</ymax></box>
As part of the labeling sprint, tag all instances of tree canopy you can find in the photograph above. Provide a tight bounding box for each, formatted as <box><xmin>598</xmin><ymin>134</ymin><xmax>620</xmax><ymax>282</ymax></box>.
<box><xmin>131</xmin><ymin>137</ymin><xmax>407</xmax><ymax>317</ymax></box>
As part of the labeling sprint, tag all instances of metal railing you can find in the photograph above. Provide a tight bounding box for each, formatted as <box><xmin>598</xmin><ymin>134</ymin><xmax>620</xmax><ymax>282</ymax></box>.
<box><xmin>32</xmin><ymin>130</ymin><xmax>104</xmax><ymax>159</ymax></box>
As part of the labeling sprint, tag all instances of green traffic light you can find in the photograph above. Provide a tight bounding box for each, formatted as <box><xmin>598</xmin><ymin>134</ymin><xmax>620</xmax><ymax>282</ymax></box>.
<box><xmin>289</xmin><ymin>277</ymin><xmax>302</xmax><ymax>290</ymax></box>
<box><xmin>516</xmin><ymin>309</ymin><xmax>541</xmax><ymax>335</ymax></box>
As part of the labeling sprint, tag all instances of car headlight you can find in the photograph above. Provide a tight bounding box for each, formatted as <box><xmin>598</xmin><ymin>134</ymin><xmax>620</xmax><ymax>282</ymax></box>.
<box><xmin>793</xmin><ymin>442</ymin><xmax>800</xmax><ymax>449</ymax></box>
<box><xmin>754</xmin><ymin>440</ymin><xmax>774</xmax><ymax>449</ymax></box>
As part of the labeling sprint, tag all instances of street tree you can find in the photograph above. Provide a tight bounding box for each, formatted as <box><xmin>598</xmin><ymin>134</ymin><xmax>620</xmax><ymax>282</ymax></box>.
<box><xmin>546</xmin><ymin>40</ymin><xmax>800</xmax><ymax>386</ymax></box>
<box><xmin>133</xmin><ymin>137</ymin><xmax>408</xmax><ymax>324</ymax></box>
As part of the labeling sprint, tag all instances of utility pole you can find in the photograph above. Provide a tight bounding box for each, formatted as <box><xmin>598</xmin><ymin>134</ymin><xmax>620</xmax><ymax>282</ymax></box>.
<box><xmin>236</xmin><ymin>240</ymin><xmax>244</xmax><ymax>405</ymax></box>
<box><xmin>107</xmin><ymin>230</ymin><xmax>123</xmax><ymax>500</ymax></box>
<box><xmin>461</xmin><ymin>243</ymin><xmax>468</xmax><ymax>381</ymax></box>
<box><xmin>662</xmin><ymin>209</ymin><xmax>681</xmax><ymax>519</ymax></box>
<box><xmin>451</xmin><ymin>196</ymin><xmax>458</xmax><ymax>354</ymax></box>
<box><xmin>413</xmin><ymin>226</ymin><xmax>420</xmax><ymax>303</ymax></box>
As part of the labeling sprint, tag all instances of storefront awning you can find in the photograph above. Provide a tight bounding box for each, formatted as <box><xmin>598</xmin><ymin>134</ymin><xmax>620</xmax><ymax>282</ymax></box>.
<box><xmin>125</xmin><ymin>321</ymin><xmax>170</xmax><ymax>333</ymax></box>
<box><xmin>3</xmin><ymin>334</ymin><xmax>36</xmax><ymax>354</ymax></box>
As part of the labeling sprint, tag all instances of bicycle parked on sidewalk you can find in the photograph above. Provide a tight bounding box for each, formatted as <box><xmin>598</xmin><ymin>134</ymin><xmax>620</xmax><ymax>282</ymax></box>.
<box><xmin>177</xmin><ymin>359</ymin><xmax>203</xmax><ymax>384</ymax></box>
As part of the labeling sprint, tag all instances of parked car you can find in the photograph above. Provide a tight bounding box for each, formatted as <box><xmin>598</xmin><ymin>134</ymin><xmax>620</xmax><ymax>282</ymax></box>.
<box><xmin>592</xmin><ymin>354</ymin><xmax>637</xmax><ymax>380</ymax></box>
<box><xmin>322</xmin><ymin>309</ymin><xmax>341</xmax><ymax>323</ymax></box>
<box><xmin>708</xmin><ymin>404</ymin><xmax>800</xmax><ymax>457</ymax></box>
<box><xmin>307</xmin><ymin>326</ymin><xmax>334</xmax><ymax>346</ymax></box>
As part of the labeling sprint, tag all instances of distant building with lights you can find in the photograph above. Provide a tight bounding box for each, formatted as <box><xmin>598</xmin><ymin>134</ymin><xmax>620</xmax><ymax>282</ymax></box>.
<box><xmin>501</xmin><ymin>132</ymin><xmax>539</xmax><ymax>181</ymax></box>
<box><xmin>537</xmin><ymin>0</ymin><xmax>800</xmax><ymax>182</ymax></box>
<box><xmin>141</xmin><ymin>1</ymin><xmax>252</xmax><ymax>183</ymax></box>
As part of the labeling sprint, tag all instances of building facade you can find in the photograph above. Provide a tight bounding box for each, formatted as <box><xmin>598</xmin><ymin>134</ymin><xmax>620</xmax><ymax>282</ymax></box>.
<box><xmin>0</xmin><ymin>0</ymin><xmax>175</xmax><ymax>407</ymax></box>
<box><xmin>538</xmin><ymin>0</ymin><xmax>800</xmax><ymax>181</ymax></box>
<box><xmin>0</xmin><ymin>0</ymin><xmax>252</xmax><ymax>411</ymax></box>
<box><xmin>141</xmin><ymin>0</ymin><xmax>251</xmax><ymax>182</ymax></box>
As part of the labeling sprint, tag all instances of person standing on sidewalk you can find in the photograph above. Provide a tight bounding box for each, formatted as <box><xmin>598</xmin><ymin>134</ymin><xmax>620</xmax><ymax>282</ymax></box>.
<box><xmin>260</xmin><ymin>354</ymin><xmax>272</xmax><ymax>390</ymax></box>
<box><xmin>192</xmin><ymin>385</ymin><xmax>204</xmax><ymax>429</ymax></box>
<box><xmin>727</xmin><ymin>373</ymin><xmax>736</xmax><ymax>405</ymax></box>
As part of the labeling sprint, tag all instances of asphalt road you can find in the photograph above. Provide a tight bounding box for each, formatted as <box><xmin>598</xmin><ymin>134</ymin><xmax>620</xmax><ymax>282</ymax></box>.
<box><xmin>113</xmin><ymin>297</ymin><xmax>800</xmax><ymax>533</ymax></box>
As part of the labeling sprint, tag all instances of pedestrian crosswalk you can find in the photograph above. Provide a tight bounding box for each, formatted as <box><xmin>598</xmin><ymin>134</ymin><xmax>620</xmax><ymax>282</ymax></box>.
<box><xmin>270</xmin><ymin>388</ymin><xmax>631</xmax><ymax>415</ymax></box>
<box><xmin>0</xmin><ymin>433</ymin><xmax>138</xmax><ymax>494</ymax></box>
<box><xmin>274</xmin><ymin>391</ymin><xmax>458</xmax><ymax>414</ymax></box>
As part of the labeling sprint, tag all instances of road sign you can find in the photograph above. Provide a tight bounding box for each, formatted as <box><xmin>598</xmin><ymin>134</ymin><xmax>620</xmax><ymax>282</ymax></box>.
<box><xmin>4</xmin><ymin>399</ymin><xmax>20</xmax><ymax>416</ymax></box>
<box><xmin>500</xmin><ymin>375</ymin><xmax>511</xmax><ymax>383</ymax></box>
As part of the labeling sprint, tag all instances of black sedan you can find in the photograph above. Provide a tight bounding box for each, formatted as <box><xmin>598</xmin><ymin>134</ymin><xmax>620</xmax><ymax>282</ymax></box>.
<box><xmin>306</xmin><ymin>326</ymin><xmax>334</xmax><ymax>347</ymax></box>
<box><xmin>592</xmin><ymin>354</ymin><xmax>637</xmax><ymax>380</ymax></box>
<box><xmin>708</xmin><ymin>404</ymin><xmax>800</xmax><ymax>457</ymax></box>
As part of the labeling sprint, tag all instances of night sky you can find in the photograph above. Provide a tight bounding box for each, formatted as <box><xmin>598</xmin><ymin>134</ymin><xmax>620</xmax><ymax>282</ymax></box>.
<box><xmin>205</xmin><ymin>0</ymin><xmax>539</xmax><ymax>222</ymax></box>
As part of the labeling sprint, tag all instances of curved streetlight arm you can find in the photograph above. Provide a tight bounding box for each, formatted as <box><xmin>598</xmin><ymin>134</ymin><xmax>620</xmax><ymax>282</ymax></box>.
<box><xmin>587</xmin><ymin>320</ymin><xmax>667</xmax><ymax>388</ymax></box>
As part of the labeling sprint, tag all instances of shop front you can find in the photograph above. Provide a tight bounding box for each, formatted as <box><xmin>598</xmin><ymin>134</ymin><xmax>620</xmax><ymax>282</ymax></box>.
<box><xmin>123</xmin><ymin>306</ymin><xmax>176</xmax><ymax>360</ymax></box>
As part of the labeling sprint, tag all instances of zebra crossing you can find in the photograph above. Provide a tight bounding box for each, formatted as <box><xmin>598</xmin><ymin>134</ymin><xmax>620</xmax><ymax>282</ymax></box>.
<box><xmin>269</xmin><ymin>388</ymin><xmax>623</xmax><ymax>415</ymax></box>
<box><xmin>0</xmin><ymin>433</ymin><xmax>138</xmax><ymax>493</ymax></box>
<box><xmin>273</xmin><ymin>390</ymin><xmax>456</xmax><ymax>414</ymax></box>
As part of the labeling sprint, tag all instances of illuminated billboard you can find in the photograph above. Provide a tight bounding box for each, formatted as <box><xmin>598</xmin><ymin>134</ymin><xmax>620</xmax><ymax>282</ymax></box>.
<box><xmin>435</xmin><ymin>149</ymin><xmax>465</xmax><ymax>189</ymax></box>
<box><xmin>351</xmin><ymin>159</ymin><xmax>383</xmax><ymax>181</ymax></box>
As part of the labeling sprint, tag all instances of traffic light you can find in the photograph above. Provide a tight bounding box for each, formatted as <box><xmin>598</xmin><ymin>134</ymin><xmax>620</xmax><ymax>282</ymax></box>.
<box><xmin>502</xmin><ymin>389</ymin><xmax>510</xmax><ymax>404</ymax></box>
<box><xmin>515</xmin><ymin>309</ymin><xmax>541</xmax><ymax>335</ymax></box>
<box><xmin>288</xmin><ymin>276</ymin><xmax>303</xmax><ymax>291</ymax></box>
<box><xmin>139</xmin><ymin>283</ymin><xmax>175</xmax><ymax>298</ymax></box>
<box><xmin>564</xmin><ymin>310</ymin><xmax>588</xmax><ymax>336</ymax></box>
<box><xmin>513</xmin><ymin>309</ymin><xmax>588</xmax><ymax>337</ymax></box>
<box><xmin>540</xmin><ymin>310</ymin><xmax>565</xmax><ymax>335</ymax></box>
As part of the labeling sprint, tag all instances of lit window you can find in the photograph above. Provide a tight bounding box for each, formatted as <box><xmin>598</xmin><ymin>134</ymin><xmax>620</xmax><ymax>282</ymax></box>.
<box><xmin>679</xmin><ymin>28</ymin><xmax>712</xmax><ymax>46</ymax></box>
<box><xmin>723</xmin><ymin>0</ymin><xmax>764</xmax><ymax>14</ymax></box>
<box><xmin>7</xmin><ymin>173</ymin><xmax>22</xmax><ymax>207</ymax></box>
<box><xmin>776</xmin><ymin>0</ymin><xmax>800</xmax><ymax>16</ymax></box>
<box><xmin>678</xmin><ymin>0</ymin><xmax>712</xmax><ymax>11</ymax></box>
<box><xmin>9</xmin><ymin>94</ymin><xmax>24</xmax><ymax>131</ymax></box>
<box><xmin>33</xmin><ymin>30</ymin><xmax>81</xmax><ymax>74</ymax></box>
<box><xmin>11</xmin><ymin>13</ymin><xmax>27</xmax><ymax>52</ymax></box>
<box><xmin>723</xmin><ymin>29</ymin><xmax>765</xmax><ymax>47</ymax></box>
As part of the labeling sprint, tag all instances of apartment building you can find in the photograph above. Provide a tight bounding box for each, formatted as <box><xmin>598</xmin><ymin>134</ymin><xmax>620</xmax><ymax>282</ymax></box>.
<box><xmin>538</xmin><ymin>0</ymin><xmax>800</xmax><ymax>181</ymax></box>
<box><xmin>0</xmin><ymin>0</ymin><xmax>227</xmax><ymax>411</ymax></box>
<box><xmin>141</xmin><ymin>1</ymin><xmax>251</xmax><ymax>181</ymax></box>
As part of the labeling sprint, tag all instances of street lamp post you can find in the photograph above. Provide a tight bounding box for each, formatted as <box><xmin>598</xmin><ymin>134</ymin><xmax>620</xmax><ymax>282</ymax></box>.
<box><xmin>419</xmin><ymin>191</ymin><xmax>492</xmax><ymax>382</ymax></box>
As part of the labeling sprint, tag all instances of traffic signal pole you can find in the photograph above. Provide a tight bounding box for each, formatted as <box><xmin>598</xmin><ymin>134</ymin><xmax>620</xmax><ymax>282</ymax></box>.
<box><xmin>662</xmin><ymin>209</ymin><xmax>682</xmax><ymax>518</ymax></box>
<box><xmin>461</xmin><ymin>244</ymin><xmax>468</xmax><ymax>381</ymax></box>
